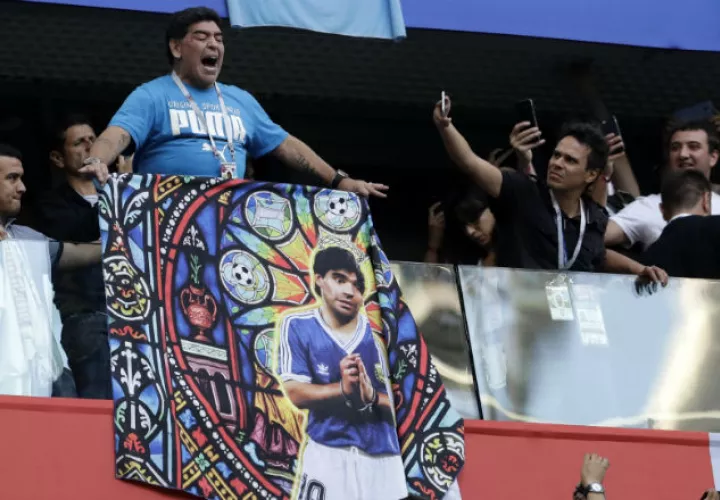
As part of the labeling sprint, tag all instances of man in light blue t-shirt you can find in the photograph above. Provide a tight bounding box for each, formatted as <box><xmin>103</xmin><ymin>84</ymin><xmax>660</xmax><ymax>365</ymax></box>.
<box><xmin>80</xmin><ymin>7</ymin><xmax>387</xmax><ymax>198</ymax></box>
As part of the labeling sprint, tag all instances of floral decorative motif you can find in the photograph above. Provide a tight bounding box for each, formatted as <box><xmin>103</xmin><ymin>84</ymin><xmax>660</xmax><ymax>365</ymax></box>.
<box><xmin>110</xmin><ymin>325</ymin><xmax>148</xmax><ymax>341</ymax></box>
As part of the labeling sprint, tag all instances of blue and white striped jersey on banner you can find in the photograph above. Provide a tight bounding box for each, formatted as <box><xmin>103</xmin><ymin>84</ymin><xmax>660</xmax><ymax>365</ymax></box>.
<box><xmin>226</xmin><ymin>0</ymin><xmax>406</xmax><ymax>40</ymax></box>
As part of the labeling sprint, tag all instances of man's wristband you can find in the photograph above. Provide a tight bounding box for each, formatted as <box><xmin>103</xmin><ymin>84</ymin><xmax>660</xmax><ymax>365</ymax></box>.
<box><xmin>574</xmin><ymin>482</ymin><xmax>605</xmax><ymax>498</ymax></box>
<box><xmin>330</xmin><ymin>170</ymin><xmax>349</xmax><ymax>189</ymax></box>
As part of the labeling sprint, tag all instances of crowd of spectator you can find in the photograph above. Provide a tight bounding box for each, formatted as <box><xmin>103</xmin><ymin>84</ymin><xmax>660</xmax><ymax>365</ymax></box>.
<box><xmin>428</xmin><ymin>98</ymin><xmax>720</xmax><ymax>284</ymax></box>
<box><xmin>1</xmin><ymin>5</ymin><xmax>720</xmax><ymax>409</ymax></box>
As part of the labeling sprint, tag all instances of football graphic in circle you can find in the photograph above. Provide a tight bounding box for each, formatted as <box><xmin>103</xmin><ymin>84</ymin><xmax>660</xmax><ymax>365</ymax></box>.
<box><xmin>220</xmin><ymin>250</ymin><xmax>270</xmax><ymax>305</ymax></box>
<box><xmin>329</xmin><ymin>195</ymin><xmax>348</xmax><ymax>216</ymax></box>
<box><xmin>233</xmin><ymin>262</ymin><xmax>254</xmax><ymax>286</ymax></box>
<box><xmin>314</xmin><ymin>189</ymin><xmax>361</xmax><ymax>231</ymax></box>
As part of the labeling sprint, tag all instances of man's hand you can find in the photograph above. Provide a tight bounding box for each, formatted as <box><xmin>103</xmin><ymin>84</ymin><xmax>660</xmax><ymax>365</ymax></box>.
<box><xmin>356</xmin><ymin>357</ymin><xmax>375</xmax><ymax>405</ymax></box>
<box><xmin>339</xmin><ymin>354</ymin><xmax>360</xmax><ymax>398</ymax></box>
<box><xmin>702</xmin><ymin>489</ymin><xmax>720</xmax><ymax>500</ymax></box>
<box><xmin>428</xmin><ymin>202</ymin><xmax>445</xmax><ymax>251</ymax></box>
<box><xmin>337</xmin><ymin>178</ymin><xmax>389</xmax><ymax>198</ymax></box>
<box><xmin>606</xmin><ymin>133</ymin><xmax>625</xmax><ymax>163</ymax></box>
<box><xmin>604</xmin><ymin>133</ymin><xmax>626</xmax><ymax>180</ymax></box>
<box><xmin>581</xmin><ymin>453</ymin><xmax>609</xmax><ymax>487</ymax></box>
<box><xmin>637</xmin><ymin>265</ymin><xmax>669</xmax><ymax>286</ymax></box>
<box><xmin>509</xmin><ymin>122</ymin><xmax>545</xmax><ymax>166</ymax></box>
<box><xmin>78</xmin><ymin>161</ymin><xmax>110</xmax><ymax>186</ymax></box>
<box><xmin>433</xmin><ymin>96</ymin><xmax>452</xmax><ymax>129</ymax></box>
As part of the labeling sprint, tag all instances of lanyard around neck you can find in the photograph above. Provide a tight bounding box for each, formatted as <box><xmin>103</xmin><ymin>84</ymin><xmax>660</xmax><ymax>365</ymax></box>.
<box><xmin>171</xmin><ymin>72</ymin><xmax>236</xmax><ymax>165</ymax></box>
<box><xmin>550</xmin><ymin>190</ymin><xmax>586</xmax><ymax>270</ymax></box>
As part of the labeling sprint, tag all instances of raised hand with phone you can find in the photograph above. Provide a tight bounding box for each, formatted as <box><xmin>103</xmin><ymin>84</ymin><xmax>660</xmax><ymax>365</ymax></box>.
<box><xmin>434</xmin><ymin>93</ymin><xmax>453</xmax><ymax>128</ymax></box>
<box><xmin>509</xmin><ymin>121</ymin><xmax>544</xmax><ymax>173</ymax></box>
<box><xmin>425</xmin><ymin>201</ymin><xmax>446</xmax><ymax>263</ymax></box>
<box><xmin>432</xmin><ymin>93</ymin><xmax>504</xmax><ymax>198</ymax></box>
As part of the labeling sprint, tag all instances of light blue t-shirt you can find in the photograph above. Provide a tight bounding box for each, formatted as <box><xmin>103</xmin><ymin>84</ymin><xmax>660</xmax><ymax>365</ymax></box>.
<box><xmin>109</xmin><ymin>75</ymin><xmax>289</xmax><ymax>177</ymax></box>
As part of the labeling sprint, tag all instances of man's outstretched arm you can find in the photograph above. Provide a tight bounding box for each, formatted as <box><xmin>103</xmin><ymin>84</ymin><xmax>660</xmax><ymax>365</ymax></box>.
<box><xmin>271</xmin><ymin>135</ymin><xmax>388</xmax><ymax>198</ymax></box>
<box><xmin>604</xmin><ymin>249</ymin><xmax>668</xmax><ymax>285</ymax></box>
<box><xmin>433</xmin><ymin>97</ymin><xmax>503</xmax><ymax>198</ymax></box>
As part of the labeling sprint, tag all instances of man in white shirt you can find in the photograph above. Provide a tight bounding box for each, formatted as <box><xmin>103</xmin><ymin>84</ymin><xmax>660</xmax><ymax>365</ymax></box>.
<box><xmin>0</xmin><ymin>144</ymin><xmax>102</xmax><ymax>397</ymax></box>
<box><xmin>605</xmin><ymin>120</ymin><xmax>720</xmax><ymax>250</ymax></box>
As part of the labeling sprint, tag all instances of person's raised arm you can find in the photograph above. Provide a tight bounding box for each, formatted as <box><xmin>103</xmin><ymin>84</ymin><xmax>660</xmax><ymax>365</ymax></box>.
<box><xmin>575</xmin><ymin>453</ymin><xmax>610</xmax><ymax>500</ymax></box>
<box><xmin>608</xmin><ymin>148</ymin><xmax>640</xmax><ymax>198</ymax></box>
<box><xmin>271</xmin><ymin>135</ymin><xmax>388</xmax><ymax>198</ymax></box>
<box><xmin>509</xmin><ymin>121</ymin><xmax>544</xmax><ymax>177</ymax></box>
<box><xmin>589</xmin><ymin>134</ymin><xmax>624</xmax><ymax>208</ymax></box>
<box><xmin>57</xmin><ymin>241</ymin><xmax>102</xmax><ymax>271</ymax></box>
<box><xmin>425</xmin><ymin>202</ymin><xmax>445</xmax><ymax>263</ymax></box>
<box><xmin>433</xmin><ymin>97</ymin><xmax>503</xmax><ymax>198</ymax></box>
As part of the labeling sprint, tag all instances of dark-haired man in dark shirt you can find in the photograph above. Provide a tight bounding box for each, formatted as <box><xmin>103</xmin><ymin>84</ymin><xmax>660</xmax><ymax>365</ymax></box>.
<box><xmin>28</xmin><ymin>115</ymin><xmax>110</xmax><ymax>399</ymax></box>
<box><xmin>433</xmin><ymin>96</ymin><xmax>666</xmax><ymax>283</ymax></box>
<box><xmin>643</xmin><ymin>169</ymin><xmax>720</xmax><ymax>279</ymax></box>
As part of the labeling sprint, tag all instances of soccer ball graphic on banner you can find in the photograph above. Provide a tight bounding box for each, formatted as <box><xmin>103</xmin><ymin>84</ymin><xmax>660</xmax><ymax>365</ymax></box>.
<box><xmin>314</xmin><ymin>189</ymin><xmax>362</xmax><ymax>231</ymax></box>
<box><xmin>220</xmin><ymin>250</ymin><xmax>270</xmax><ymax>304</ymax></box>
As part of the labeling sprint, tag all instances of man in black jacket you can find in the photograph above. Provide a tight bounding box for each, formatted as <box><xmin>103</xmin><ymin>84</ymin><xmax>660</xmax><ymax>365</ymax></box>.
<box><xmin>643</xmin><ymin>169</ymin><xmax>720</xmax><ymax>279</ymax></box>
<box><xmin>28</xmin><ymin>115</ymin><xmax>110</xmax><ymax>399</ymax></box>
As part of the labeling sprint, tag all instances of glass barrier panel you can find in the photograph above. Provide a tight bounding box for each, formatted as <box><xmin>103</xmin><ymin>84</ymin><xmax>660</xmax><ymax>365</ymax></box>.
<box><xmin>459</xmin><ymin>265</ymin><xmax>720</xmax><ymax>432</ymax></box>
<box><xmin>391</xmin><ymin>261</ymin><xmax>480</xmax><ymax>419</ymax></box>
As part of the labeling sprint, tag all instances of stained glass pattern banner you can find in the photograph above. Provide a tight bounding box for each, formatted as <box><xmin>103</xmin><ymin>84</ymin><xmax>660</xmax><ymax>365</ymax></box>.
<box><xmin>99</xmin><ymin>174</ymin><xmax>464</xmax><ymax>500</ymax></box>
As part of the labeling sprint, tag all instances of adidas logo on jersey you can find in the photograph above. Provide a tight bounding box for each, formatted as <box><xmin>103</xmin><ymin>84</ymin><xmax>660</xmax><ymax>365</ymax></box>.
<box><xmin>317</xmin><ymin>363</ymin><xmax>329</xmax><ymax>376</ymax></box>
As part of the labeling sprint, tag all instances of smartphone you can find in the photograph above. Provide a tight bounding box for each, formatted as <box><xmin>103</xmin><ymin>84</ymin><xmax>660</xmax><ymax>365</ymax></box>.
<box><xmin>441</xmin><ymin>91</ymin><xmax>447</xmax><ymax>117</ymax></box>
<box><xmin>601</xmin><ymin>115</ymin><xmax>622</xmax><ymax>137</ymax></box>
<box><xmin>515</xmin><ymin>99</ymin><xmax>538</xmax><ymax>128</ymax></box>
<box><xmin>601</xmin><ymin>115</ymin><xmax>625</xmax><ymax>154</ymax></box>
<box><xmin>673</xmin><ymin>100</ymin><xmax>716</xmax><ymax>122</ymax></box>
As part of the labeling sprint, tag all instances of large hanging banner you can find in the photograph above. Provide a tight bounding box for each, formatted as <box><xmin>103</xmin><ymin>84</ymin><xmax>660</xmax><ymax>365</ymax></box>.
<box><xmin>99</xmin><ymin>174</ymin><xmax>464</xmax><ymax>500</ymax></box>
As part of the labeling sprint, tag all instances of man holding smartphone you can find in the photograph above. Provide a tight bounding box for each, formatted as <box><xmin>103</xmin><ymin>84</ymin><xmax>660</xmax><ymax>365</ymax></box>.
<box><xmin>433</xmin><ymin>95</ymin><xmax>666</xmax><ymax>283</ymax></box>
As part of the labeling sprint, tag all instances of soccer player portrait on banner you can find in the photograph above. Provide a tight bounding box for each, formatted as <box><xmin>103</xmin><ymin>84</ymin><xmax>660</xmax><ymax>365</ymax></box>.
<box><xmin>277</xmin><ymin>246</ymin><xmax>407</xmax><ymax>500</ymax></box>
